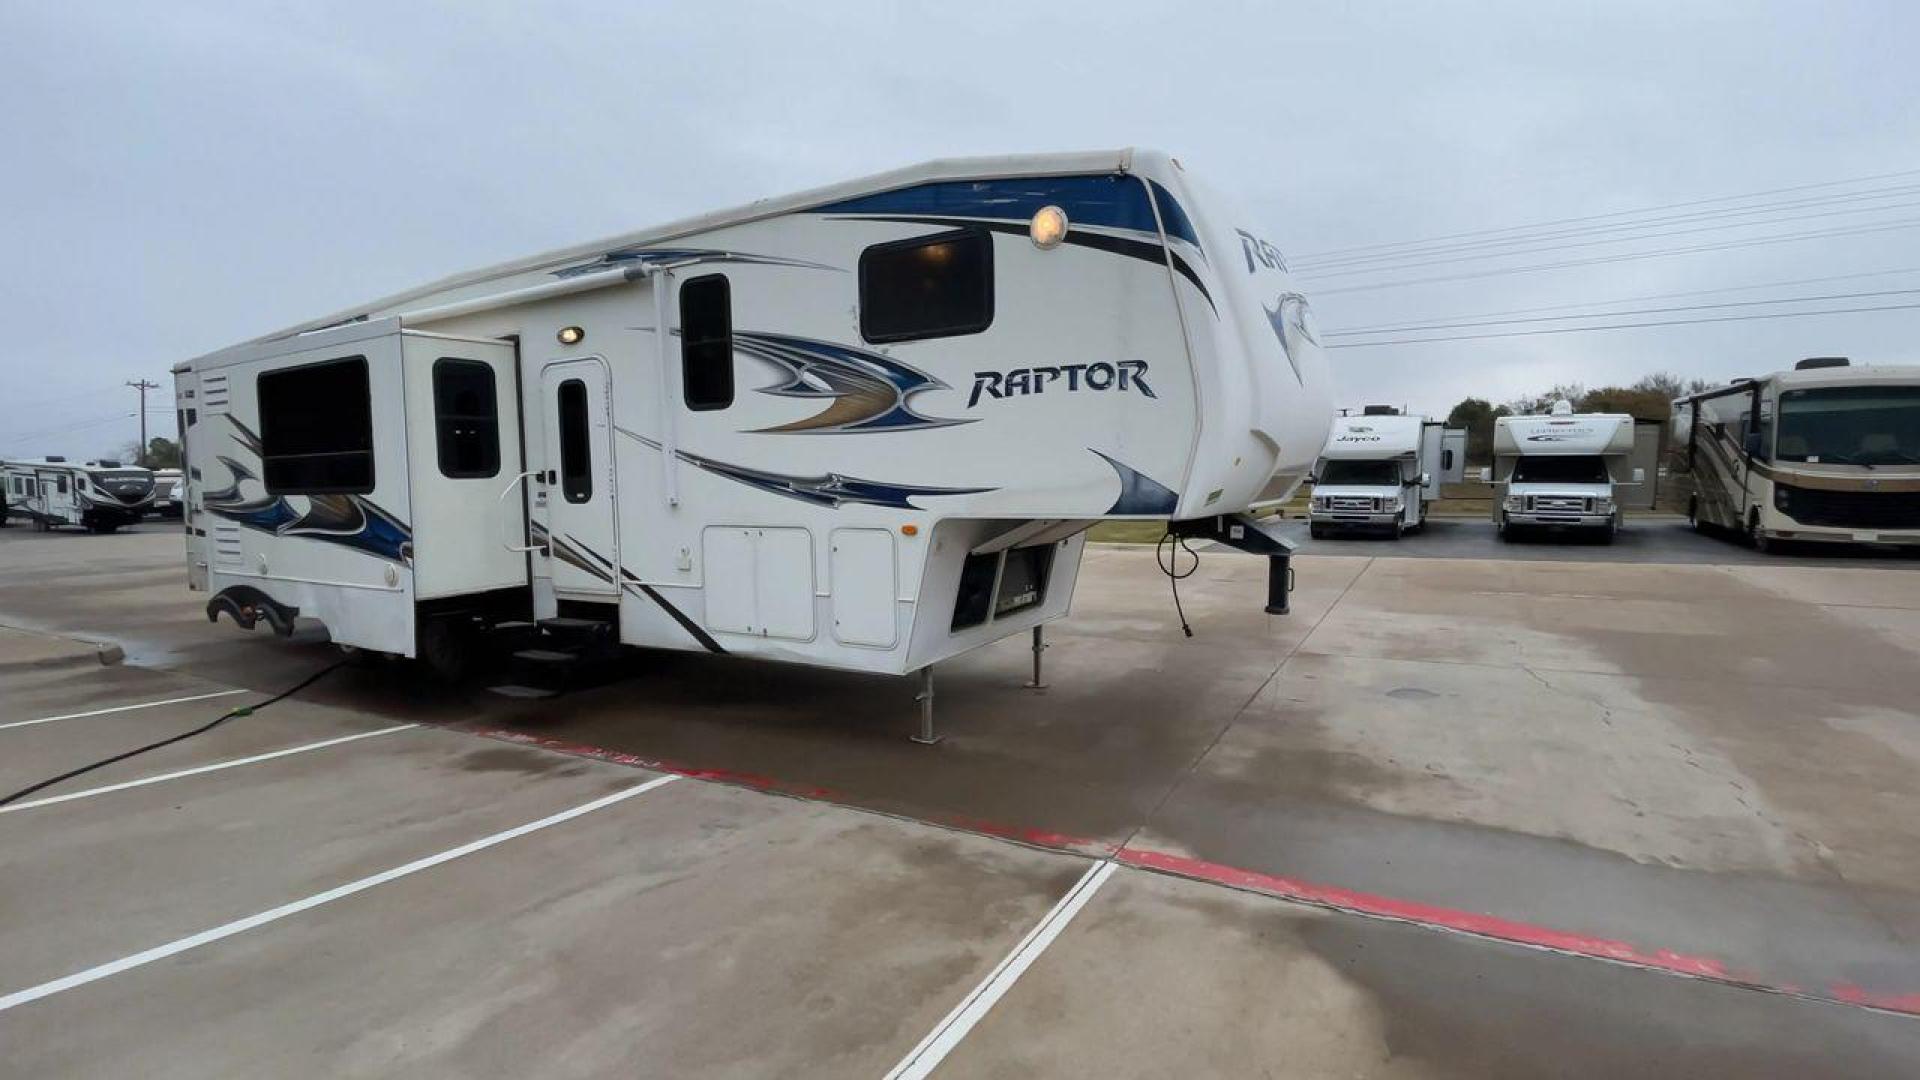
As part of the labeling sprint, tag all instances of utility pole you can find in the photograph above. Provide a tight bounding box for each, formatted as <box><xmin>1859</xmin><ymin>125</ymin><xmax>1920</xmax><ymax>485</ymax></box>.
<box><xmin>126</xmin><ymin>379</ymin><xmax>160</xmax><ymax>466</ymax></box>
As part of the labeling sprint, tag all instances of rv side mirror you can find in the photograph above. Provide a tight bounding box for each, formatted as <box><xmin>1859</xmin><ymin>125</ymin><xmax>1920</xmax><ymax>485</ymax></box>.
<box><xmin>1632</xmin><ymin>467</ymin><xmax>1646</xmax><ymax>484</ymax></box>
<box><xmin>1478</xmin><ymin>467</ymin><xmax>1494</xmax><ymax>484</ymax></box>
<box><xmin>1417</xmin><ymin>472</ymin><xmax>1432</xmax><ymax>488</ymax></box>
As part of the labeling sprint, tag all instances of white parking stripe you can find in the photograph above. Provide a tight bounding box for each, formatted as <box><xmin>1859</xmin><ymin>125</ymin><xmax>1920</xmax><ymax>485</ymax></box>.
<box><xmin>0</xmin><ymin>689</ymin><xmax>250</xmax><ymax>732</ymax></box>
<box><xmin>0</xmin><ymin>724</ymin><xmax>419</xmax><ymax>814</ymax></box>
<box><xmin>885</xmin><ymin>860</ymin><xmax>1117</xmax><ymax>1080</ymax></box>
<box><xmin>0</xmin><ymin>774</ymin><xmax>677</xmax><ymax>1013</ymax></box>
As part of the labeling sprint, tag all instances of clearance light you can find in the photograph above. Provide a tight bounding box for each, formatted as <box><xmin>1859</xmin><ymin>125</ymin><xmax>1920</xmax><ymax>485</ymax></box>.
<box><xmin>901</xmin><ymin>524</ymin><xmax>920</xmax><ymax>536</ymax></box>
<box><xmin>1029</xmin><ymin>205</ymin><xmax>1069</xmax><ymax>250</ymax></box>
<box><xmin>557</xmin><ymin>325</ymin><xmax>585</xmax><ymax>345</ymax></box>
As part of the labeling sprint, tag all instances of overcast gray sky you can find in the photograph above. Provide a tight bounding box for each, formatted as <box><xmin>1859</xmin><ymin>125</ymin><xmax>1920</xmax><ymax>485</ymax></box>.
<box><xmin>4</xmin><ymin>0</ymin><xmax>1917</xmax><ymax>460</ymax></box>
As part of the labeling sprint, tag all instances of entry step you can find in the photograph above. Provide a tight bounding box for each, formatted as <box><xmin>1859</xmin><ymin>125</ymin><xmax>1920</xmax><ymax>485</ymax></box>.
<box><xmin>538</xmin><ymin>616</ymin><xmax>610</xmax><ymax>632</ymax></box>
<box><xmin>485</xmin><ymin>684</ymin><xmax>558</xmax><ymax>699</ymax></box>
<box><xmin>512</xmin><ymin>648</ymin><xmax>578</xmax><ymax>664</ymax></box>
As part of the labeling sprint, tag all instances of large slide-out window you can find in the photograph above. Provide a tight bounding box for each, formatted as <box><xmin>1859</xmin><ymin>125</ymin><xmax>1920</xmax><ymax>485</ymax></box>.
<box><xmin>432</xmin><ymin>358</ymin><xmax>501</xmax><ymax>479</ymax></box>
<box><xmin>556</xmin><ymin>378</ymin><xmax>593</xmax><ymax>504</ymax></box>
<box><xmin>258</xmin><ymin>356</ymin><xmax>374</xmax><ymax>494</ymax></box>
<box><xmin>859</xmin><ymin>227</ymin><xmax>993</xmax><ymax>344</ymax></box>
<box><xmin>681</xmin><ymin>274</ymin><xmax>733</xmax><ymax>411</ymax></box>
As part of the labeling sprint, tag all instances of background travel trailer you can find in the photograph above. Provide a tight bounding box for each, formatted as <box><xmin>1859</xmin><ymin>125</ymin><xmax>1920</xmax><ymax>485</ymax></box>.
<box><xmin>1481</xmin><ymin>407</ymin><xmax>1644</xmax><ymax>541</ymax></box>
<box><xmin>1668</xmin><ymin>358</ymin><xmax>1920</xmax><ymax>550</ymax></box>
<box><xmin>1307</xmin><ymin>408</ymin><xmax>1465</xmax><ymax>537</ymax></box>
<box><xmin>173</xmin><ymin>150</ymin><xmax>1333</xmax><ymax>684</ymax></box>
<box><xmin>2</xmin><ymin>458</ymin><xmax>156</xmax><ymax>532</ymax></box>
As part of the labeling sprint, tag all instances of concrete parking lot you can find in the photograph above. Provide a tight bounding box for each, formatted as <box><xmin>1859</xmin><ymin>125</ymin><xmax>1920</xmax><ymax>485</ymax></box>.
<box><xmin>3</xmin><ymin>520</ymin><xmax>1920</xmax><ymax>1076</ymax></box>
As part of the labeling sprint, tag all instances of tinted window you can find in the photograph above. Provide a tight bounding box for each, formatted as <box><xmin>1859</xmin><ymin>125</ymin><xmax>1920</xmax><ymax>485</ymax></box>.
<box><xmin>56</xmin><ymin>475</ymin><xmax>69</xmax><ymax>494</ymax></box>
<box><xmin>681</xmin><ymin>275</ymin><xmax>733</xmax><ymax>411</ymax></box>
<box><xmin>432</xmin><ymin>358</ymin><xmax>501</xmax><ymax>479</ymax></box>
<box><xmin>859</xmin><ymin>228</ymin><xmax>993</xmax><ymax>343</ymax></box>
<box><xmin>557</xmin><ymin>378</ymin><xmax>592</xmax><ymax>503</ymax></box>
<box><xmin>258</xmin><ymin>356</ymin><xmax>374</xmax><ymax>494</ymax></box>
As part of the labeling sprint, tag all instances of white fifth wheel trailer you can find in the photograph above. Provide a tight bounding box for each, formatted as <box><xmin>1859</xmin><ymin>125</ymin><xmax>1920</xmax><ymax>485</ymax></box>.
<box><xmin>1668</xmin><ymin>358</ymin><xmax>1920</xmax><ymax>551</ymax></box>
<box><xmin>172</xmin><ymin>150</ymin><xmax>1333</xmax><ymax>726</ymax></box>
<box><xmin>2</xmin><ymin>458</ymin><xmax>156</xmax><ymax>532</ymax></box>
<box><xmin>1481</xmin><ymin>404</ymin><xmax>1643</xmax><ymax>542</ymax></box>
<box><xmin>1307</xmin><ymin>408</ymin><xmax>1466</xmax><ymax>538</ymax></box>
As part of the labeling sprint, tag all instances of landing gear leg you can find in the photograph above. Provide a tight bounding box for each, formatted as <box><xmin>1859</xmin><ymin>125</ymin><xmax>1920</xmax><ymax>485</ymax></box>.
<box><xmin>912</xmin><ymin>665</ymin><xmax>942</xmax><ymax>745</ymax></box>
<box><xmin>1024</xmin><ymin>626</ymin><xmax>1048</xmax><ymax>691</ymax></box>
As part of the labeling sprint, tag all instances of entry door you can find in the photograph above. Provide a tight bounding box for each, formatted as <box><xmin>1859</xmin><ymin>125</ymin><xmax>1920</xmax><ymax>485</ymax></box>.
<box><xmin>539</xmin><ymin>359</ymin><xmax>619</xmax><ymax>599</ymax></box>
<box><xmin>40</xmin><ymin>472</ymin><xmax>73</xmax><ymax>521</ymax></box>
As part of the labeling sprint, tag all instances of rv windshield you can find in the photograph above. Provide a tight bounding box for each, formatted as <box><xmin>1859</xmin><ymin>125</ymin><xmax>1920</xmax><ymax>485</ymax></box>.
<box><xmin>1775</xmin><ymin>386</ymin><xmax>1920</xmax><ymax>466</ymax></box>
<box><xmin>1317</xmin><ymin>459</ymin><xmax>1402</xmax><ymax>486</ymax></box>
<box><xmin>1511</xmin><ymin>455</ymin><xmax>1608</xmax><ymax>484</ymax></box>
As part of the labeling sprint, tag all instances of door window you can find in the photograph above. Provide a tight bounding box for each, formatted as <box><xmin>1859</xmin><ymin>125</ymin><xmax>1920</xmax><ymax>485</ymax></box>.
<box><xmin>557</xmin><ymin>378</ymin><xmax>592</xmax><ymax>504</ymax></box>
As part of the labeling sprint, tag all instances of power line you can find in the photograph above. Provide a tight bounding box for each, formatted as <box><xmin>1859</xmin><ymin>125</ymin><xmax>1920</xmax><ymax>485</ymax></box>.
<box><xmin>1</xmin><ymin>412</ymin><xmax>137</xmax><ymax>448</ymax></box>
<box><xmin>1318</xmin><ymin>265</ymin><xmax>1920</xmax><ymax>330</ymax></box>
<box><xmin>1293</xmin><ymin>165</ymin><xmax>1920</xmax><ymax>261</ymax></box>
<box><xmin>1323</xmin><ymin>300</ymin><xmax>1920</xmax><ymax>349</ymax></box>
<box><xmin>1299</xmin><ymin>201</ymin><xmax>1920</xmax><ymax>280</ymax></box>
<box><xmin>1293</xmin><ymin>183</ymin><xmax>1920</xmax><ymax>272</ymax></box>
<box><xmin>1308</xmin><ymin>218</ymin><xmax>1920</xmax><ymax>295</ymax></box>
<box><xmin>1324</xmin><ymin>287</ymin><xmax>1920</xmax><ymax>338</ymax></box>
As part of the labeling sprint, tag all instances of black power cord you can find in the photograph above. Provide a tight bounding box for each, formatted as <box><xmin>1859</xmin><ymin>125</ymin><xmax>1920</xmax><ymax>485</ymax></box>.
<box><xmin>0</xmin><ymin>660</ymin><xmax>347</xmax><ymax>809</ymax></box>
<box><xmin>1156</xmin><ymin>530</ymin><xmax>1200</xmax><ymax>638</ymax></box>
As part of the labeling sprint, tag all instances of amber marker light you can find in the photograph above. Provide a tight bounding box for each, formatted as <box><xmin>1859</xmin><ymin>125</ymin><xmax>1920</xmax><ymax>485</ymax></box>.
<box><xmin>1029</xmin><ymin>205</ymin><xmax>1069</xmax><ymax>249</ymax></box>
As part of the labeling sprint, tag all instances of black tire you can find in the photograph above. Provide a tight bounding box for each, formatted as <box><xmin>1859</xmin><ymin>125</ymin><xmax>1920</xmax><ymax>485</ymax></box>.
<box><xmin>1598</xmin><ymin>522</ymin><xmax>1617</xmax><ymax>545</ymax></box>
<box><xmin>1499</xmin><ymin>514</ymin><xmax>1518</xmax><ymax>542</ymax></box>
<box><xmin>1687</xmin><ymin>497</ymin><xmax>1704</xmax><ymax>533</ymax></box>
<box><xmin>1748</xmin><ymin>513</ymin><xmax>1771</xmax><ymax>554</ymax></box>
<box><xmin>1309</xmin><ymin>523</ymin><xmax>1328</xmax><ymax>540</ymax></box>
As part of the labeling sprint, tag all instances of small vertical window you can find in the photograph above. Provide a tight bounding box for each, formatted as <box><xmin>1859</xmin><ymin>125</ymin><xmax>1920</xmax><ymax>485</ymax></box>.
<box><xmin>432</xmin><ymin>359</ymin><xmax>501</xmax><ymax>479</ymax></box>
<box><xmin>681</xmin><ymin>275</ymin><xmax>733</xmax><ymax>411</ymax></box>
<box><xmin>57</xmin><ymin>475</ymin><xmax>69</xmax><ymax>494</ymax></box>
<box><xmin>557</xmin><ymin>378</ymin><xmax>592</xmax><ymax>504</ymax></box>
<box><xmin>859</xmin><ymin>227</ymin><xmax>994</xmax><ymax>343</ymax></box>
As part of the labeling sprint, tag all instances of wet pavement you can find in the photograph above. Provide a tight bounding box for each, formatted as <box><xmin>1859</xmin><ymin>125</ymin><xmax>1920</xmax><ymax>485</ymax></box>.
<box><xmin>3</xmin><ymin>521</ymin><xmax>1919</xmax><ymax>1075</ymax></box>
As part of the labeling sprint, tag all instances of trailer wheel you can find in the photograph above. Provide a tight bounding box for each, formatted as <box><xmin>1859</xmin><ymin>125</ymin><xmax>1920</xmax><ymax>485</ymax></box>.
<box><xmin>417</xmin><ymin>616</ymin><xmax>481</xmax><ymax>684</ymax></box>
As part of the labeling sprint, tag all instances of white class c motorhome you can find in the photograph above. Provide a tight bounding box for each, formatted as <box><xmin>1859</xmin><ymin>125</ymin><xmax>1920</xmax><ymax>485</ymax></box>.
<box><xmin>1</xmin><ymin>458</ymin><xmax>156</xmax><ymax>533</ymax></box>
<box><xmin>1308</xmin><ymin>408</ymin><xmax>1466</xmax><ymax>537</ymax></box>
<box><xmin>1668</xmin><ymin>358</ymin><xmax>1920</xmax><ymax>551</ymax></box>
<box><xmin>172</xmin><ymin>150</ymin><xmax>1334</xmax><ymax>718</ymax></box>
<box><xmin>1482</xmin><ymin>403</ymin><xmax>1643</xmax><ymax>542</ymax></box>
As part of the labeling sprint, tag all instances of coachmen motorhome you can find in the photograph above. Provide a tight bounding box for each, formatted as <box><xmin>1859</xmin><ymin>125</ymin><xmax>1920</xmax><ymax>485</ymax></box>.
<box><xmin>1308</xmin><ymin>407</ymin><xmax>1466</xmax><ymax>537</ymax></box>
<box><xmin>173</xmin><ymin>150</ymin><xmax>1333</xmax><ymax>732</ymax></box>
<box><xmin>1669</xmin><ymin>358</ymin><xmax>1920</xmax><ymax>551</ymax></box>
<box><xmin>1</xmin><ymin>458</ymin><xmax>157</xmax><ymax>532</ymax></box>
<box><xmin>1481</xmin><ymin>404</ymin><xmax>1643</xmax><ymax>542</ymax></box>
<box><xmin>151</xmin><ymin>468</ymin><xmax>183</xmax><ymax>518</ymax></box>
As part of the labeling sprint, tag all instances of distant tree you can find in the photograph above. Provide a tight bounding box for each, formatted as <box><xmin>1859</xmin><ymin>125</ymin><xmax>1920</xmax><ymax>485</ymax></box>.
<box><xmin>1446</xmin><ymin>397</ymin><xmax>1511</xmax><ymax>463</ymax></box>
<box><xmin>120</xmin><ymin>436</ymin><xmax>181</xmax><ymax>469</ymax></box>
<box><xmin>1630</xmin><ymin>372</ymin><xmax>1688</xmax><ymax>400</ymax></box>
<box><xmin>1506</xmin><ymin>382</ymin><xmax>1586</xmax><ymax>416</ymax></box>
<box><xmin>1632</xmin><ymin>371</ymin><xmax>1724</xmax><ymax>400</ymax></box>
<box><xmin>145</xmin><ymin>437</ymin><xmax>181</xmax><ymax>469</ymax></box>
<box><xmin>1577</xmin><ymin>386</ymin><xmax>1670</xmax><ymax>423</ymax></box>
